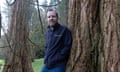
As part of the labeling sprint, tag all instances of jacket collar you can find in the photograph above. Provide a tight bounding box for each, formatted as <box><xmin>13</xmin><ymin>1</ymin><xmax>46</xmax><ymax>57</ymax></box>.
<box><xmin>48</xmin><ymin>23</ymin><xmax>60</xmax><ymax>31</ymax></box>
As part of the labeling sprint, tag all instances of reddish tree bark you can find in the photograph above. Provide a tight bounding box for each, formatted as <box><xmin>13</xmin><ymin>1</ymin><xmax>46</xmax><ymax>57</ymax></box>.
<box><xmin>2</xmin><ymin>0</ymin><xmax>34</xmax><ymax>72</ymax></box>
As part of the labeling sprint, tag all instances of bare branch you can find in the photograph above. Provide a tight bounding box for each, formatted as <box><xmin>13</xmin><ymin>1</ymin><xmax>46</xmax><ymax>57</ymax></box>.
<box><xmin>36</xmin><ymin>0</ymin><xmax>44</xmax><ymax>33</ymax></box>
<box><xmin>6</xmin><ymin>0</ymin><xmax>16</xmax><ymax>6</ymax></box>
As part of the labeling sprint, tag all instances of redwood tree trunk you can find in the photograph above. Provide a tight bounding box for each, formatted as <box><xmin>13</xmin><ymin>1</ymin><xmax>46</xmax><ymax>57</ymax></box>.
<box><xmin>100</xmin><ymin>0</ymin><xmax>120</xmax><ymax>72</ymax></box>
<box><xmin>2</xmin><ymin>0</ymin><xmax>34</xmax><ymax>72</ymax></box>
<box><xmin>66</xmin><ymin>0</ymin><xmax>120</xmax><ymax>72</ymax></box>
<box><xmin>66</xmin><ymin>0</ymin><xmax>96</xmax><ymax>72</ymax></box>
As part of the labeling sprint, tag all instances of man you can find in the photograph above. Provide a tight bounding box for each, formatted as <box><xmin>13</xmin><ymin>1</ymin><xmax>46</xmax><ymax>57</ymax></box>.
<box><xmin>41</xmin><ymin>9</ymin><xmax>72</xmax><ymax>72</ymax></box>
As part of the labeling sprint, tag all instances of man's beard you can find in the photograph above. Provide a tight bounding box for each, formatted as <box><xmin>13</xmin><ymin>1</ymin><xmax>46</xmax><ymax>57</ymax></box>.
<box><xmin>49</xmin><ymin>22</ymin><xmax>56</xmax><ymax>26</ymax></box>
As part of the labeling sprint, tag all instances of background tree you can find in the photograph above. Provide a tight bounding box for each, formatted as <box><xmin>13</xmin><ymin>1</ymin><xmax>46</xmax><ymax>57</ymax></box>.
<box><xmin>2</xmin><ymin>0</ymin><xmax>34</xmax><ymax>72</ymax></box>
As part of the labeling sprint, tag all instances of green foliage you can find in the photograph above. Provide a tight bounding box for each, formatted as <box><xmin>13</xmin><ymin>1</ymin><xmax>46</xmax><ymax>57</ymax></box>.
<box><xmin>29</xmin><ymin>21</ymin><xmax>46</xmax><ymax>59</ymax></box>
<box><xmin>29</xmin><ymin>24</ymin><xmax>45</xmax><ymax>58</ymax></box>
<box><xmin>28</xmin><ymin>2</ymin><xmax>47</xmax><ymax>59</ymax></box>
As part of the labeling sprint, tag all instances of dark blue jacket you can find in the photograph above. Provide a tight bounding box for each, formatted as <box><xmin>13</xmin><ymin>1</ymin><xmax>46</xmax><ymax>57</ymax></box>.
<box><xmin>44</xmin><ymin>23</ymin><xmax>72</xmax><ymax>69</ymax></box>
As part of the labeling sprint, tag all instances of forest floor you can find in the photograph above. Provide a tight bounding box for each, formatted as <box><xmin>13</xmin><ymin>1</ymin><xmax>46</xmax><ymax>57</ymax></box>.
<box><xmin>0</xmin><ymin>58</ymin><xmax>44</xmax><ymax>72</ymax></box>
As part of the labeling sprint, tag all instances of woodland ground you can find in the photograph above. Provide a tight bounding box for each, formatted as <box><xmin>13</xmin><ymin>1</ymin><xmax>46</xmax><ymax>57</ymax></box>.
<box><xmin>0</xmin><ymin>58</ymin><xmax>44</xmax><ymax>72</ymax></box>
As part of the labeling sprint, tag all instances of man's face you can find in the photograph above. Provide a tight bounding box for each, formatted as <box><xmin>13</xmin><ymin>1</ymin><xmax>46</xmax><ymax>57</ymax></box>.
<box><xmin>47</xmin><ymin>11</ymin><xmax>58</xmax><ymax>26</ymax></box>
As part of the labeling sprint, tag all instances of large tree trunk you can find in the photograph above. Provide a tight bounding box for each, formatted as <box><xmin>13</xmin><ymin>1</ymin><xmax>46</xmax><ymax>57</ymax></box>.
<box><xmin>66</xmin><ymin>0</ymin><xmax>98</xmax><ymax>72</ymax></box>
<box><xmin>100</xmin><ymin>0</ymin><xmax>120</xmax><ymax>72</ymax></box>
<box><xmin>66</xmin><ymin>0</ymin><xmax>120</xmax><ymax>72</ymax></box>
<box><xmin>2</xmin><ymin>0</ymin><xmax>34</xmax><ymax>72</ymax></box>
